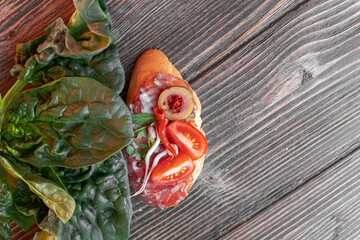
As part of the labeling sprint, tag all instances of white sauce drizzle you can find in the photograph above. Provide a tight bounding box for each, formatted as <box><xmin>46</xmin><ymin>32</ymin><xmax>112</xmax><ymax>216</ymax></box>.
<box><xmin>132</xmin><ymin>149</ymin><xmax>169</xmax><ymax>197</ymax></box>
<box><xmin>148</xmin><ymin>125</ymin><xmax>156</xmax><ymax>139</ymax></box>
<box><xmin>131</xmin><ymin>133</ymin><xmax>161</xmax><ymax>197</ymax></box>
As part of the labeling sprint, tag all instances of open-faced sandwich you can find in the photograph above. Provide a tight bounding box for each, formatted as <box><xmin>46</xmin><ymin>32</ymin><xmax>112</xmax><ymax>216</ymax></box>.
<box><xmin>124</xmin><ymin>49</ymin><xmax>207</xmax><ymax>209</ymax></box>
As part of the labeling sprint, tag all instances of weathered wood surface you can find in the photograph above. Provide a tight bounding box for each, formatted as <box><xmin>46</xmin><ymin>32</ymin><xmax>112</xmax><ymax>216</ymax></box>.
<box><xmin>222</xmin><ymin>148</ymin><xmax>360</xmax><ymax>240</ymax></box>
<box><xmin>1</xmin><ymin>0</ymin><xmax>360</xmax><ymax>239</ymax></box>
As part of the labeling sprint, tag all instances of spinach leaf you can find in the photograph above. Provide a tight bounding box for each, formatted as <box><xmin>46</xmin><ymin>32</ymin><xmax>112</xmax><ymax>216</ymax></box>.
<box><xmin>35</xmin><ymin>210</ymin><xmax>58</xmax><ymax>237</ymax></box>
<box><xmin>11</xmin><ymin>0</ymin><xmax>125</xmax><ymax>94</ymax></box>
<box><xmin>0</xmin><ymin>180</ymin><xmax>12</xmax><ymax>240</ymax></box>
<box><xmin>2</xmin><ymin>77</ymin><xmax>133</xmax><ymax>168</ymax></box>
<box><xmin>8</xmin><ymin>208</ymin><xmax>34</xmax><ymax>233</ymax></box>
<box><xmin>0</xmin><ymin>179</ymin><xmax>37</xmax><ymax>239</ymax></box>
<box><xmin>13</xmin><ymin>180</ymin><xmax>45</xmax><ymax>216</ymax></box>
<box><xmin>13</xmin><ymin>181</ymin><xmax>58</xmax><ymax>236</ymax></box>
<box><xmin>1</xmin><ymin>0</ymin><xmax>134</xmax><ymax>238</ymax></box>
<box><xmin>45</xmin><ymin>44</ymin><xmax>125</xmax><ymax>94</ymax></box>
<box><xmin>12</xmin><ymin>181</ymin><xmax>49</xmax><ymax>231</ymax></box>
<box><xmin>0</xmin><ymin>163</ymin><xmax>18</xmax><ymax>192</ymax></box>
<box><xmin>33</xmin><ymin>231</ymin><xmax>57</xmax><ymax>240</ymax></box>
<box><xmin>0</xmin><ymin>154</ymin><xmax>75</xmax><ymax>223</ymax></box>
<box><xmin>55</xmin><ymin>165</ymin><xmax>96</xmax><ymax>184</ymax></box>
<box><xmin>56</xmin><ymin>151</ymin><xmax>132</xmax><ymax>240</ymax></box>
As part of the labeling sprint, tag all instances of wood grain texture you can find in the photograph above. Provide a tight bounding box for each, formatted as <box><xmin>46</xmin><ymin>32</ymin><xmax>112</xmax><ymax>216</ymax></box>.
<box><xmin>127</xmin><ymin>0</ymin><xmax>360</xmax><ymax>239</ymax></box>
<box><xmin>109</xmin><ymin>0</ymin><xmax>308</xmax><ymax>95</ymax></box>
<box><xmin>221</xmin><ymin>147</ymin><xmax>360</xmax><ymax>240</ymax></box>
<box><xmin>1</xmin><ymin>0</ymin><xmax>360</xmax><ymax>239</ymax></box>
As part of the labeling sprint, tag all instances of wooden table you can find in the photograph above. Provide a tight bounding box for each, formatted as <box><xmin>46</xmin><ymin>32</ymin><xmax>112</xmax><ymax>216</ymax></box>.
<box><xmin>2</xmin><ymin>0</ymin><xmax>360</xmax><ymax>239</ymax></box>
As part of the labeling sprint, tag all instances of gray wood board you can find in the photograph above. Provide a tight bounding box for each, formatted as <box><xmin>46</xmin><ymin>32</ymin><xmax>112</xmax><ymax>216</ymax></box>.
<box><xmin>221</xmin><ymin>147</ymin><xmax>360</xmax><ymax>240</ymax></box>
<box><xmin>0</xmin><ymin>0</ymin><xmax>360</xmax><ymax>239</ymax></box>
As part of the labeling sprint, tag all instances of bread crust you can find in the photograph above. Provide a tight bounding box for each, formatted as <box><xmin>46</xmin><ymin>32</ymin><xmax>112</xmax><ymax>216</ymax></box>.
<box><xmin>127</xmin><ymin>48</ymin><xmax>205</xmax><ymax>184</ymax></box>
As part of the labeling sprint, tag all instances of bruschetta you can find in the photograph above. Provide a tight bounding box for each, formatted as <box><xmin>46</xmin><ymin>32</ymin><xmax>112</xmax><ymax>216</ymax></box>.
<box><xmin>124</xmin><ymin>49</ymin><xmax>207</xmax><ymax>209</ymax></box>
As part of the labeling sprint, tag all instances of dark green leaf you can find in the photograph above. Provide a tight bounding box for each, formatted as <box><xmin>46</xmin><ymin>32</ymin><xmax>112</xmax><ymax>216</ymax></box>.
<box><xmin>11</xmin><ymin>0</ymin><xmax>125</xmax><ymax>94</ymax></box>
<box><xmin>13</xmin><ymin>181</ymin><xmax>45</xmax><ymax>216</ymax></box>
<box><xmin>0</xmin><ymin>180</ymin><xmax>12</xmax><ymax>240</ymax></box>
<box><xmin>8</xmin><ymin>207</ymin><xmax>34</xmax><ymax>232</ymax></box>
<box><xmin>2</xmin><ymin>77</ymin><xmax>133</xmax><ymax>168</ymax></box>
<box><xmin>3</xmin><ymin>0</ymin><xmax>133</xmax><ymax>238</ymax></box>
<box><xmin>12</xmin><ymin>180</ymin><xmax>56</xmax><ymax>234</ymax></box>
<box><xmin>0</xmin><ymin>163</ymin><xmax>18</xmax><ymax>192</ymax></box>
<box><xmin>55</xmin><ymin>165</ymin><xmax>96</xmax><ymax>184</ymax></box>
<box><xmin>56</xmin><ymin>151</ymin><xmax>132</xmax><ymax>240</ymax></box>
<box><xmin>132</xmin><ymin>113</ymin><xmax>156</xmax><ymax>125</ymax></box>
<box><xmin>0</xmin><ymin>154</ymin><xmax>75</xmax><ymax>223</ymax></box>
<box><xmin>35</xmin><ymin>44</ymin><xmax>125</xmax><ymax>94</ymax></box>
<box><xmin>0</xmin><ymin>180</ymin><xmax>35</xmax><ymax>234</ymax></box>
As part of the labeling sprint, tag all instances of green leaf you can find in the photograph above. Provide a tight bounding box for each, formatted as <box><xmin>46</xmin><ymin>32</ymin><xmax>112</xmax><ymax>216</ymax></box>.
<box><xmin>11</xmin><ymin>0</ymin><xmax>125</xmax><ymax>94</ymax></box>
<box><xmin>0</xmin><ymin>180</ymin><xmax>35</xmax><ymax>234</ymax></box>
<box><xmin>0</xmin><ymin>180</ymin><xmax>12</xmax><ymax>240</ymax></box>
<box><xmin>13</xmin><ymin>181</ymin><xmax>44</xmax><ymax>216</ymax></box>
<box><xmin>3</xmin><ymin>0</ymin><xmax>133</xmax><ymax>238</ymax></box>
<box><xmin>134</xmin><ymin>126</ymin><xmax>147</xmax><ymax>139</ymax></box>
<box><xmin>137</xmin><ymin>143</ymin><xmax>148</xmax><ymax>149</ymax></box>
<box><xmin>54</xmin><ymin>165</ymin><xmax>96</xmax><ymax>184</ymax></box>
<box><xmin>0</xmin><ymin>154</ymin><xmax>75</xmax><ymax>223</ymax></box>
<box><xmin>33</xmin><ymin>230</ymin><xmax>57</xmax><ymax>240</ymax></box>
<box><xmin>0</xmin><ymin>59</ymin><xmax>38</xmax><ymax>139</ymax></box>
<box><xmin>35</xmin><ymin>210</ymin><xmax>58</xmax><ymax>237</ymax></box>
<box><xmin>2</xmin><ymin>77</ymin><xmax>133</xmax><ymax>168</ymax></box>
<box><xmin>132</xmin><ymin>113</ymin><xmax>156</xmax><ymax>125</ymax></box>
<box><xmin>8</xmin><ymin>207</ymin><xmax>34</xmax><ymax>232</ymax></box>
<box><xmin>40</xmin><ymin>44</ymin><xmax>125</xmax><ymax>94</ymax></box>
<box><xmin>126</xmin><ymin>145</ymin><xmax>140</xmax><ymax>158</ymax></box>
<box><xmin>56</xmin><ymin>151</ymin><xmax>132</xmax><ymax>240</ymax></box>
<box><xmin>0</xmin><ymin>162</ymin><xmax>18</xmax><ymax>192</ymax></box>
<box><xmin>12</xmin><ymin>180</ymin><xmax>56</xmax><ymax>234</ymax></box>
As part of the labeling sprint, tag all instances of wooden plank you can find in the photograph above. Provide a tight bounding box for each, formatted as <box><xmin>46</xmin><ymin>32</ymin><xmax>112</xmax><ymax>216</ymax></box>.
<box><xmin>221</xmin><ymin>148</ymin><xmax>360</xmax><ymax>240</ymax></box>
<box><xmin>1</xmin><ymin>0</ymin><xmax>359</xmax><ymax>240</ymax></box>
<box><xmin>128</xmin><ymin>0</ymin><xmax>360</xmax><ymax>239</ymax></box>
<box><xmin>110</xmin><ymin>0</ymin><xmax>308</xmax><ymax>92</ymax></box>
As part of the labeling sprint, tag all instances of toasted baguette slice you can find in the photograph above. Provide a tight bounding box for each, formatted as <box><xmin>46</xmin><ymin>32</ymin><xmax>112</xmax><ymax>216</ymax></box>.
<box><xmin>127</xmin><ymin>49</ymin><xmax>205</xmax><ymax>205</ymax></box>
<box><xmin>126</xmin><ymin>49</ymin><xmax>182</xmax><ymax>105</ymax></box>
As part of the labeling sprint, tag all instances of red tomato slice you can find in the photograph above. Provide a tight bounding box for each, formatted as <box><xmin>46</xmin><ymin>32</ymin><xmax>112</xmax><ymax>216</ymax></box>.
<box><xmin>151</xmin><ymin>153</ymin><xmax>195</xmax><ymax>185</ymax></box>
<box><xmin>167</xmin><ymin>120</ymin><xmax>208</xmax><ymax>160</ymax></box>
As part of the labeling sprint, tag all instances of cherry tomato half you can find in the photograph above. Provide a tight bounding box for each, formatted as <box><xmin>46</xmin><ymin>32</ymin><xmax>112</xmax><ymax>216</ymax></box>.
<box><xmin>151</xmin><ymin>152</ymin><xmax>195</xmax><ymax>186</ymax></box>
<box><xmin>167</xmin><ymin>120</ymin><xmax>208</xmax><ymax>160</ymax></box>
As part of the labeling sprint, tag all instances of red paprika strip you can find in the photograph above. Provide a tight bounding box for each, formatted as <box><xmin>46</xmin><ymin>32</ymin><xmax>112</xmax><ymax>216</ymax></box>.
<box><xmin>168</xmin><ymin>95</ymin><xmax>184</xmax><ymax>111</ymax></box>
<box><xmin>154</xmin><ymin>107</ymin><xmax>177</xmax><ymax>157</ymax></box>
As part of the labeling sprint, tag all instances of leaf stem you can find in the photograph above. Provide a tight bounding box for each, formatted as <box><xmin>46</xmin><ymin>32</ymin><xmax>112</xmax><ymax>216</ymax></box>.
<box><xmin>0</xmin><ymin>59</ymin><xmax>37</xmax><ymax>139</ymax></box>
